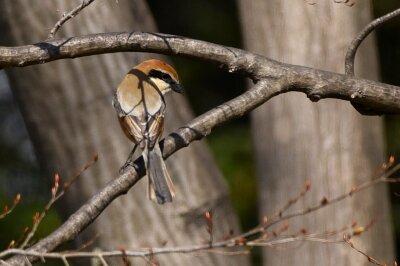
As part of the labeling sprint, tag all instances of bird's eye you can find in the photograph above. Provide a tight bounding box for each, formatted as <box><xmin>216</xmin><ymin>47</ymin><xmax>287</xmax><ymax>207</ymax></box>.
<box><xmin>149</xmin><ymin>69</ymin><xmax>174</xmax><ymax>83</ymax></box>
<box><xmin>161</xmin><ymin>73</ymin><xmax>172</xmax><ymax>82</ymax></box>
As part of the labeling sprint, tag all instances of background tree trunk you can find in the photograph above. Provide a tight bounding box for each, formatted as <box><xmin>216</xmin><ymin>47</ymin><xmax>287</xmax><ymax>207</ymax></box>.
<box><xmin>238</xmin><ymin>1</ymin><xmax>394</xmax><ymax>265</ymax></box>
<box><xmin>0</xmin><ymin>1</ymin><xmax>248</xmax><ymax>265</ymax></box>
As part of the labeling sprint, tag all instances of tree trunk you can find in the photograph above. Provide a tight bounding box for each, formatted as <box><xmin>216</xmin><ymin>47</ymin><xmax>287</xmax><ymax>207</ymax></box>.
<box><xmin>238</xmin><ymin>1</ymin><xmax>394</xmax><ymax>265</ymax></box>
<box><xmin>0</xmin><ymin>1</ymin><xmax>248</xmax><ymax>265</ymax></box>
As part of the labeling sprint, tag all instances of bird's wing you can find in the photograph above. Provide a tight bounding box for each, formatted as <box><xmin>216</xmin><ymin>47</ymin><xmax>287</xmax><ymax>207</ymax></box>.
<box><xmin>145</xmin><ymin>112</ymin><xmax>164</xmax><ymax>149</ymax></box>
<box><xmin>115</xmin><ymin>73</ymin><xmax>166</xmax><ymax>149</ymax></box>
<box><xmin>121</xmin><ymin>115</ymin><xmax>144</xmax><ymax>145</ymax></box>
<box><xmin>122</xmin><ymin>109</ymin><xmax>164</xmax><ymax>150</ymax></box>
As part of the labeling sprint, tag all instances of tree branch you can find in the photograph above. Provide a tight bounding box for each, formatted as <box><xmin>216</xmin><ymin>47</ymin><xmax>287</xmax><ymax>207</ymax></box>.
<box><xmin>2</xmin><ymin>31</ymin><xmax>400</xmax><ymax>264</ymax></box>
<box><xmin>0</xmin><ymin>235</ymin><xmax>349</xmax><ymax>264</ymax></box>
<box><xmin>5</xmin><ymin>159</ymin><xmax>398</xmax><ymax>265</ymax></box>
<box><xmin>345</xmin><ymin>7</ymin><xmax>400</xmax><ymax>76</ymax></box>
<box><xmin>48</xmin><ymin>0</ymin><xmax>97</xmax><ymax>39</ymax></box>
<box><xmin>0</xmin><ymin>32</ymin><xmax>399</xmax><ymax>114</ymax></box>
<box><xmin>6</xmin><ymin>80</ymin><xmax>279</xmax><ymax>265</ymax></box>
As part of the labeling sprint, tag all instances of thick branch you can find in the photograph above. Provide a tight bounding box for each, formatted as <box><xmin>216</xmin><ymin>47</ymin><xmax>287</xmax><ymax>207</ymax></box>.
<box><xmin>0</xmin><ymin>32</ymin><xmax>399</xmax><ymax>114</ymax></box>
<box><xmin>7</xmin><ymin>80</ymin><xmax>278</xmax><ymax>265</ymax></box>
<box><xmin>3</xmin><ymin>32</ymin><xmax>400</xmax><ymax>264</ymax></box>
<box><xmin>6</xmin><ymin>156</ymin><xmax>398</xmax><ymax>265</ymax></box>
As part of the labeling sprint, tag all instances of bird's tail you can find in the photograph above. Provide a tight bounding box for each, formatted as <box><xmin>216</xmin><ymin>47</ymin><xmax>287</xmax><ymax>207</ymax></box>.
<box><xmin>143</xmin><ymin>145</ymin><xmax>175</xmax><ymax>204</ymax></box>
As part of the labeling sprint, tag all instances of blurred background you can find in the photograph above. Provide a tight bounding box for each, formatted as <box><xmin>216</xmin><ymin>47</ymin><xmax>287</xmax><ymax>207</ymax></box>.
<box><xmin>0</xmin><ymin>0</ymin><xmax>399</xmax><ymax>265</ymax></box>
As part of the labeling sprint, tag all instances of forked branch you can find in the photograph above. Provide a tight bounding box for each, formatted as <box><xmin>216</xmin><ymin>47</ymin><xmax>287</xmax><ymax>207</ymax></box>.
<box><xmin>0</xmin><ymin>32</ymin><xmax>400</xmax><ymax>114</ymax></box>
<box><xmin>3</xmin><ymin>159</ymin><xmax>399</xmax><ymax>265</ymax></box>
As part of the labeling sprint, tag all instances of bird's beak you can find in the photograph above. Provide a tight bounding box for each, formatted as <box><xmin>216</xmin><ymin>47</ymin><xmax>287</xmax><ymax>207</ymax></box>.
<box><xmin>171</xmin><ymin>83</ymin><xmax>184</xmax><ymax>94</ymax></box>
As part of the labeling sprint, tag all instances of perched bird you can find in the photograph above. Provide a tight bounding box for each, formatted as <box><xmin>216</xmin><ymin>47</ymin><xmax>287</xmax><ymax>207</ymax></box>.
<box><xmin>113</xmin><ymin>59</ymin><xmax>184</xmax><ymax>204</ymax></box>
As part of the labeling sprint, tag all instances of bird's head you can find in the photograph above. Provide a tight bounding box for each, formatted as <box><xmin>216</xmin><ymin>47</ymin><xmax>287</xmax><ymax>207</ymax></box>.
<box><xmin>135</xmin><ymin>59</ymin><xmax>184</xmax><ymax>94</ymax></box>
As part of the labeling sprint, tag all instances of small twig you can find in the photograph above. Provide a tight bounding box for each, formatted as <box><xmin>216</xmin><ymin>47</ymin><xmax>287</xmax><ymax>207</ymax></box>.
<box><xmin>0</xmin><ymin>236</ymin><xmax>323</xmax><ymax>261</ymax></box>
<box><xmin>248</xmin><ymin>235</ymin><xmax>344</xmax><ymax>247</ymax></box>
<box><xmin>48</xmin><ymin>0</ymin><xmax>97</xmax><ymax>39</ymax></box>
<box><xmin>0</xmin><ymin>231</ymin><xmax>356</xmax><ymax>262</ymax></box>
<box><xmin>344</xmin><ymin>235</ymin><xmax>386</xmax><ymax>265</ymax></box>
<box><xmin>3</xmin><ymin>159</ymin><xmax>396</xmax><ymax>264</ymax></box>
<box><xmin>4</xmin><ymin>159</ymin><xmax>394</xmax><ymax>266</ymax></box>
<box><xmin>272</xmin><ymin>180</ymin><xmax>311</xmax><ymax>217</ymax></box>
<box><xmin>239</xmin><ymin>158</ymin><xmax>400</xmax><ymax>241</ymax></box>
<box><xmin>61</xmin><ymin>256</ymin><xmax>70</xmax><ymax>266</ymax></box>
<box><xmin>19</xmin><ymin>154</ymin><xmax>98</xmax><ymax>249</ymax></box>
<box><xmin>345</xmin><ymin>7</ymin><xmax>400</xmax><ymax>75</ymax></box>
<box><xmin>196</xmin><ymin>249</ymin><xmax>250</xmax><ymax>256</ymax></box>
<box><xmin>62</xmin><ymin>153</ymin><xmax>98</xmax><ymax>190</ymax></box>
<box><xmin>97</xmin><ymin>254</ymin><xmax>109</xmax><ymax>266</ymax></box>
<box><xmin>76</xmin><ymin>233</ymin><xmax>100</xmax><ymax>251</ymax></box>
<box><xmin>19</xmin><ymin>174</ymin><xmax>62</xmax><ymax>249</ymax></box>
<box><xmin>23</xmin><ymin>256</ymin><xmax>32</xmax><ymax>266</ymax></box>
<box><xmin>0</xmin><ymin>194</ymin><xmax>21</xmax><ymax>220</ymax></box>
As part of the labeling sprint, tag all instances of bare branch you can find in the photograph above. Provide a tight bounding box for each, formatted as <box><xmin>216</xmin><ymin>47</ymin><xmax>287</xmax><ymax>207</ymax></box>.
<box><xmin>0</xmin><ymin>30</ymin><xmax>399</xmax><ymax>264</ymax></box>
<box><xmin>0</xmin><ymin>215</ymin><xmax>385</xmax><ymax>263</ymax></box>
<box><xmin>271</xmin><ymin>180</ymin><xmax>311</xmax><ymax>217</ymax></box>
<box><xmin>5</xmin><ymin>80</ymin><xmax>274</xmax><ymax>265</ymax></box>
<box><xmin>345</xmin><ymin>7</ymin><xmax>400</xmax><ymax>75</ymax></box>
<box><xmin>0</xmin><ymin>194</ymin><xmax>21</xmax><ymax>220</ymax></box>
<box><xmin>344</xmin><ymin>235</ymin><xmax>390</xmax><ymax>266</ymax></box>
<box><xmin>5</xmin><ymin>149</ymin><xmax>398</xmax><ymax>265</ymax></box>
<box><xmin>18</xmin><ymin>154</ymin><xmax>97</xmax><ymax>249</ymax></box>
<box><xmin>0</xmin><ymin>32</ymin><xmax>399</xmax><ymax>114</ymax></box>
<box><xmin>0</xmin><ymin>233</ymin><xmax>369</xmax><ymax>263</ymax></box>
<box><xmin>48</xmin><ymin>0</ymin><xmax>97</xmax><ymax>39</ymax></box>
<box><xmin>2</xmin><ymin>31</ymin><xmax>400</xmax><ymax>262</ymax></box>
<box><xmin>235</xmin><ymin>158</ymin><xmax>400</xmax><ymax>241</ymax></box>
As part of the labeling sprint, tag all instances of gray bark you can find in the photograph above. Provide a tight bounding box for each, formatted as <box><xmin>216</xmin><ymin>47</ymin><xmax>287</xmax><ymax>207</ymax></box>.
<box><xmin>0</xmin><ymin>1</ymin><xmax>247</xmax><ymax>265</ymax></box>
<box><xmin>238</xmin><ymin>1</ymin><xmax>394</xmax><ymax>265</ymax></box>
<box><xmin>1</xmin><ymin>33</ymin><xmax>400</xmax><ymax>114</ymax></box>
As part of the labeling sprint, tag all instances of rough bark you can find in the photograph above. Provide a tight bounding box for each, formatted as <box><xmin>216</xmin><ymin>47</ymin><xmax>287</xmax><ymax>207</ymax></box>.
<box><xmin>1</xmin><ymin>33</ymin><xmax>400</xmax><ymax>114</ymax></box>
<box><xmin>0</xmin><ymin>1</ymin><xmax>247</xmax><ymax>265</ymax></box>
<box><xmin>238</xmin><ymin>1</ymin><xmax>394</xmax><ymax>265</ymax></box>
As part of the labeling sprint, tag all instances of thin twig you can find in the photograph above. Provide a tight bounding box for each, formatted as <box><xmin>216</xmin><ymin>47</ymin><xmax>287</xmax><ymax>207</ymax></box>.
<box><xmin>271</xmin><ymin>180</ymin><xmax>311</xmax><ymax>217</ymax></box>
<box><xmin>23</xmin><ymin>256</ymin><xmax>32</xmax><ymax>266</ymax></box>
<box><xmin>19</xmin><ymin>154</ymin><xmax>98</xmax><ymax>249</ymax></box>
<box><xmin>0</xmin><ymin>232</ymin><xmax>365</xmax><ymax>262</ymax></box>
<box><xmin>19</xmin><ymin>176</ymin><xmax>61</xmax><ymax>249</ymax></box>
<box><xmin>344</xmin><ymin>235</ymin><xmax>386</xmax><ymax>266</ymax></box>
<box><xmin>3</xmin><ymin>161</ymin><xmax>398</xmax><ymax>265</ymax></box>
<box><xmin>0</xmin><ymin>236</ymin><xmax>339</xmax><ymax>261</ymax></box>
<box><xmin>61</xmin><ymin>256</ymin><xmax>70</xmax><ymax>266</ymax></box>
<box><xmin>48</xmin><ymin>0</ymin><xmax>96</xmax><ymax>39</ymax></box>
<box><xmin>97</xmin><ymin>254</ymin><xmax>109</xmax><ymax>266</ymax></box>
<box><xmin>238</xmin><ymin>158</ymin><xmax>400</xmax><ymax>241</ymax></box>
<box><xmin>0</xmin><ymin>194</ymin><xmax>21</xmax><ymax>220</ymax></box>
<box><xmin>345</xmin><ymin>7</ymin><xmax>400</xmax><ymax>75</ymax></box>
<box><xmin>4</xmin><ymin>80</ymin><xmax>272</xmax><ymax>265</ymax></box>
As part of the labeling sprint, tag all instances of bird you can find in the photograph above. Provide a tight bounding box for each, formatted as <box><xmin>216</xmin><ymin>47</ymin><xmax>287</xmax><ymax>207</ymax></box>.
<box><xmin>112</xmin><ymin>59</ymin><xmax>184</xmax><ymax>204</ymax></box>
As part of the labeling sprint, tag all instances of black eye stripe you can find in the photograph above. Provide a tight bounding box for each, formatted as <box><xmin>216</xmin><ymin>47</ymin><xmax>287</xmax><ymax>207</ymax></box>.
<box><xmin>149</xmin><ymin>69</ymin><xmax>176</xmax><ymax>84</ymax></box>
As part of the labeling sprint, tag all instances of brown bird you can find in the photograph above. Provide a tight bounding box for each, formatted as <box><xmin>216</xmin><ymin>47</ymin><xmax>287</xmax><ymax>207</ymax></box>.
<box><xmin>113</xmin><ymin>59</ymin><xmax>184</xmax><ymax>204</ymax></box>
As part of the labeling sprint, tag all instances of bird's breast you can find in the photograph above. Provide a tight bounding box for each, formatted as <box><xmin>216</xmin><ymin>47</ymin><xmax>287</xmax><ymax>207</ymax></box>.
<box><xmin>117</xmin><ymin>74</ymin><xmax>165</xmax><ymax>118</ymax></box>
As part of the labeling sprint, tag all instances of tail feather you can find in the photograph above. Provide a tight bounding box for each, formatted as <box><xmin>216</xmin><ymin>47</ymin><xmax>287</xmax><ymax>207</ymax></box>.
<box><xmin>144</xmin><ymin>145</ymin><xmax>175</xmax><ymax>204</ymax></box>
